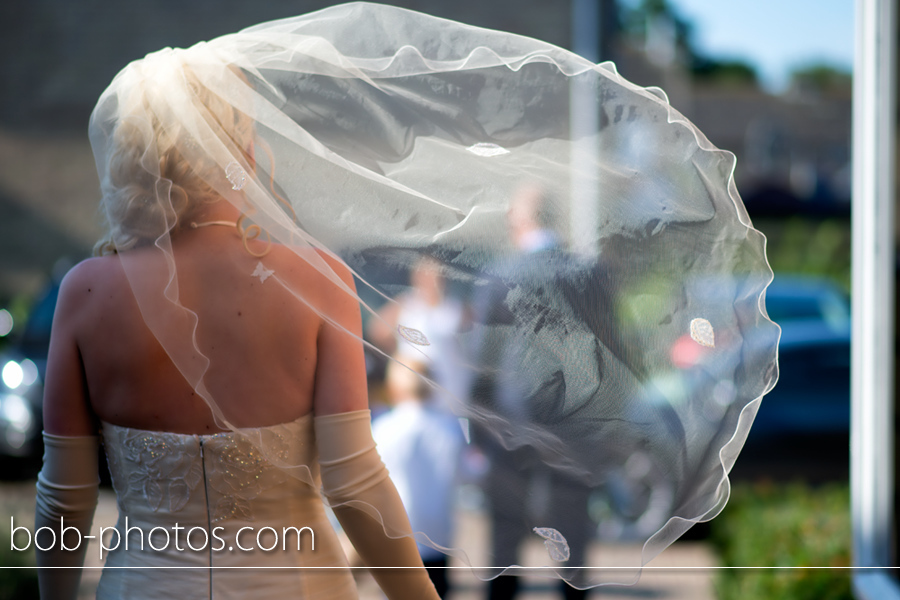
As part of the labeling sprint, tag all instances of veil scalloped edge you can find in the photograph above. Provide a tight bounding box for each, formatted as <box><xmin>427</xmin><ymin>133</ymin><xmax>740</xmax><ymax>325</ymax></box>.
<box><xmin>88</xmin><ymin>2</ymin><xmax>780</xmax><ymax>588</ymax></box>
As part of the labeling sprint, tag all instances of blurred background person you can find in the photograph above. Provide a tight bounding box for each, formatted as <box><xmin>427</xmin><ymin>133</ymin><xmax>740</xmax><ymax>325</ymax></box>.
<box><xmin>373</xmin><ymin>358</ymin><xmax>465</xmax><ymax>598</ymax></box>
<box><xmin>470</xmin><ymin>183</ymin><xmax>593</xmax><ymax>600</ymax></box>
<box><xmin>367</xmin><ymin>255</ymin><xmax>471</xmax><ymax>415</ymax></box>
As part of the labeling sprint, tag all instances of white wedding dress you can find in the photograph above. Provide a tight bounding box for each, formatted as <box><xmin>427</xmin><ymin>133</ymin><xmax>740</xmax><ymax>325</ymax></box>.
<box><xmin>96</xmin><ymin>414</ymin><xmax>358</xmax><ymax>600</ymax></box>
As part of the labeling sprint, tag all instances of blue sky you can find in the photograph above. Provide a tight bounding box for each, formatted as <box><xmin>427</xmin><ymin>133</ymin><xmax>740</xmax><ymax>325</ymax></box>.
<box><xmin>663</xmin><ymin>0</ymin><xmax>855</xmax><ymax>92</ymax></box>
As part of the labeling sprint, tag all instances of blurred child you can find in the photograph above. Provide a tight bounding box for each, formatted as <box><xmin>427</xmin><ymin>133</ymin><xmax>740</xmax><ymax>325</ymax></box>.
<box><xmin>372</xmin><ymin>359</ymin><xmax>464</xmax><ymax>598</ymax></box>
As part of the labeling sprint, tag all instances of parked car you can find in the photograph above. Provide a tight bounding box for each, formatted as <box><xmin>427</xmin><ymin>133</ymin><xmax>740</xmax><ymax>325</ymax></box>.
<box><xmin>596</xmin><ymin>274</ymin><xmax>850</xmax><ymax>539</ymax></box>
<box><xmin>0</xmin><ymin>281</ymin><xmax>59</xmax><ymax>462</ymax></box>
<box><xmin>748</xmin><ymin>275</ymin><xmax>850</xmax><ymax>438</ymax></box>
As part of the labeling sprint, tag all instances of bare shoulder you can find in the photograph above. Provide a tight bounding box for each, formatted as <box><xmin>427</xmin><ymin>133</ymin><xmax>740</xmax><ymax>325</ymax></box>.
<box><xmin>265</xmin><ymin>244</ymin><xmax>356</xmax><ymax>293</ymax></box>
<box><xmin>61</xmin><ymin>254</ymin><xmax>124</xmax><ymax>285</ymax></box>
<box><xmin>315</xmin><ymin>247</ymin><xmax>355</xmax><ymax>288</ymax></box>
<box><xmin>43</xmin><ymin>255</ymin><xmax>125</xmax><ymax>435</ymax></box>
<box><xmin>265</xmin><ymin>245</ymin><xmax>361</xmax><ymax>337</ymax></box>
<box><xmin>55</xmin><ymin>255</ymin><xmax>126</xmax><ymax>318</ymax></box>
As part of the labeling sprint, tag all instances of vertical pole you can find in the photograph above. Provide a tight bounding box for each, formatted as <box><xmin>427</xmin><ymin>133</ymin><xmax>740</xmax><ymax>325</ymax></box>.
<box><xmin>570</xmin><ymin>0</ymin><xmax>600</xmax><ymax>254</ymax></box>
<box><xmin>851</xmin><ymin>0</ymin><xmax>897</xmax><ymax>576</ymax></box>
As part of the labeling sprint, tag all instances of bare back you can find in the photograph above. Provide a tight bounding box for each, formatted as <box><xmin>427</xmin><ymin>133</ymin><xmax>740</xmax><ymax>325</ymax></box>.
<box><xmin>42</xmin><ymin>224</ymin><xmax>367</xmax><ymax>436</ymax></box>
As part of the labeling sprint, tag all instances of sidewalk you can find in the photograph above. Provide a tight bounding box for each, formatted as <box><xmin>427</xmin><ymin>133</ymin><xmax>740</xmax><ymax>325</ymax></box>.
<box><xmin>77</xmin><ymin>489</ymin><xmax>718</xmax><ymax>600</ymax></box>
<box><xmin>356</xmin><ymin>507</ymin><xmax>719</xmax><ymax>600</ymax></box>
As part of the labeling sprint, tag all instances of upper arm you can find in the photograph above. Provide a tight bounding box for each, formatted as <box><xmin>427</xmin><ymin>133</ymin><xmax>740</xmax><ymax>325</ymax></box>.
<box><xmin>42</xmin><ymin>264</ymin><xmax>97</xmax><ymax>436</ymax></box>
<box><xmin>312</xmin><ymin>252</ymin><xmax>369</xmax><ymax>416</ymax></box>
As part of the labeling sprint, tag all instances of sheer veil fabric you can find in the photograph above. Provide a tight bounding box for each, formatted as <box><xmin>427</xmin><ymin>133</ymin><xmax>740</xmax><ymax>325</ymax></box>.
<box><xmin>89</xmin><ymin>1</ymin><xmax>779</xmax><ymax>588</ymax></box>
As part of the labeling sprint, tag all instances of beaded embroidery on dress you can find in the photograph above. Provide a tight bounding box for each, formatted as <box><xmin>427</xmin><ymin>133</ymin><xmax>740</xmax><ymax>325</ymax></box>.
<box><xmin>97</xmin><ymin>415</ymin><xmax>358</xmax><ymax>600</ymax></box>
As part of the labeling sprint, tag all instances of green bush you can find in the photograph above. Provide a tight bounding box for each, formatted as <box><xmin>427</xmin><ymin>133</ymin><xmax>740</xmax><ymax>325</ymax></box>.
<box><xmin>759</xmin><ymin>217</ymin><xmax>851</xmax><ymax>291</ymax></box>
<box><xmin>0</xmin><ymin>528</ymin><xmax>38</xmax><ymax>600</ymax></box>
<box><xmin>710</xmin><ymin>481</ymin><xmax>851</xmax><ymax>600</ymax></box>
<box><xmin>0</xmin><ymin>483</ymin><xmax>38</xmax><ymax>599</ymax></box>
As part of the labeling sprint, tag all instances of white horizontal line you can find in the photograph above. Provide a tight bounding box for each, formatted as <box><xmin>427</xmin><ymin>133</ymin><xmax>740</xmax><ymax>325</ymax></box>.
<box><xmin>4</xmin><ymin>566</ymin><xmax>898</xmax><ymax>570</ymax></box>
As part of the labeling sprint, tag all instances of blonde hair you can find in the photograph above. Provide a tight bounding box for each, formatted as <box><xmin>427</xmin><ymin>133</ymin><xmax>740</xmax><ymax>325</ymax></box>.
<box><xmin>93</xmin><ymin>56</ymin><xmax>255</xmax><ymax>255</ymax></box>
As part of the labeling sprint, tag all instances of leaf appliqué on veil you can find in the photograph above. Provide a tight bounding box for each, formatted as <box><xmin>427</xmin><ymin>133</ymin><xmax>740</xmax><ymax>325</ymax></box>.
<box><xmin>466</xmin><ymin>142</ymin><xmax>510</xmax><ymax>157</ymax></box>
<box><xmin>398</xmin><ymin>324</ymin><xmax>430</xmax><ymax>346</ymax></box>
<box><xmin>533</xmin><ymin>527</ymin><xmax>570</xmax><ymax>562</ymax></box>
<box><xmin>690</xmin><ymin>317</ymin><xmax>715</xmax><ymax>348</ymax></box>
<box><xmin>225</xmin><ymin>160</ymin><xmax>248</xmax><ymax>190</ymax></box>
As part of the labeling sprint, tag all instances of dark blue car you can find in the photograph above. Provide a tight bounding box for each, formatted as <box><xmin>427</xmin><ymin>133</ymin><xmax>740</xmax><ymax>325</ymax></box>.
<box><xmin>749</xmin><ymin>276</ymin><xmax>851</xmax><ymax>438</ymax></box>
<box><xmin>0</xmin><ymin>282</ymin><xmax>59</xmax><ymax>461</ymax></box>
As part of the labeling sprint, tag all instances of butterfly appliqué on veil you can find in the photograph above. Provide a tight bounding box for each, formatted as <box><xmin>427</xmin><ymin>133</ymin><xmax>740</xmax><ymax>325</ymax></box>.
<box><xmin>252</xmin><ymin>262</ymin><xmax>274</xmax><ymax>283</ymax></box>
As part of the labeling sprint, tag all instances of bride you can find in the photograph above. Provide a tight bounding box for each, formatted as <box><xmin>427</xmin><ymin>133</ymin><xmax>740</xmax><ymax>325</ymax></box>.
<box><xmin>34</xmin><ymin>2</ymin><xmax>779</xmax><ymax>598</ymax></box>
<box><xmin>34</xmin><ymin>16</ymin><xmax>440</xmax><ymax>600</ymax></box>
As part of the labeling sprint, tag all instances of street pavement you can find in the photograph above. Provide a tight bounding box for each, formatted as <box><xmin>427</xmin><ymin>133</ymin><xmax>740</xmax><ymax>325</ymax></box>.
<box><xmin>76</xmin><ymin>488</ymin><xmax>716</xmax><ymax>600</ymax></box>
<box><xmin>1</xmin><ymin>482</ymin><xmax>717</xmax><ymax>600</ymax></box>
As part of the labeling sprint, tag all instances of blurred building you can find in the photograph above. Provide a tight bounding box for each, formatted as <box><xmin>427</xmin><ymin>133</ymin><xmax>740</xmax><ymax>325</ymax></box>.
<box><xmin>0</xmin><ymin>0</ymin><xmax>851</xmax><ymax>292</ymax></box>
<box><xmin>612</xmin><ymin>35</ymin><xmax>852</xmax><ymax>220</ymax></box>
<box><xmin>0</xmin><ymin>0</ymin><xmax>578</xmax><ymax>300</ymax></box>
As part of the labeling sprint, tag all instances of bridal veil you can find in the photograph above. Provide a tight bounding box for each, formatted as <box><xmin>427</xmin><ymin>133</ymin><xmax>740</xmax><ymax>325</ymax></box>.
<box><xmin>88</xmin><ymin>1</ymin><xmax>779</xmax><ymax>588</ymax></box>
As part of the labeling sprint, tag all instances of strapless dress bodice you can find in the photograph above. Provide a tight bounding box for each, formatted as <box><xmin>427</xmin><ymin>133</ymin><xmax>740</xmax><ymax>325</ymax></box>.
<box><xmin>97</xmin><ymin>415</ymin><xmax>357</xmax><ymax>600</ymax></box>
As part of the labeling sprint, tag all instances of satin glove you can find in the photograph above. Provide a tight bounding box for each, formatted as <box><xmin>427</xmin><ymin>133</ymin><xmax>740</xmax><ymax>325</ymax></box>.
<box><xmin>315</xmin><ymin>410</ymin><xmax>440</xmax><ymax>600</ymax></box>
<box><xmin>34</xmin><ymin>432</ymin><xmax>100</xmax><ymax>600</ymax></box>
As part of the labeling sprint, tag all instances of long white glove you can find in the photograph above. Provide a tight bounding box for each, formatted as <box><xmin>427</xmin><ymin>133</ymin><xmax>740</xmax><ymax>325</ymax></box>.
<box><xmin>315</xmin><ymin>410</ymin><xmax>440</xmax><ymax>600</ymax></box>
<box><xmin>34</xmin><ymin>432</ymin><xmax>100</xmax><ymax>600</ymax></box>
